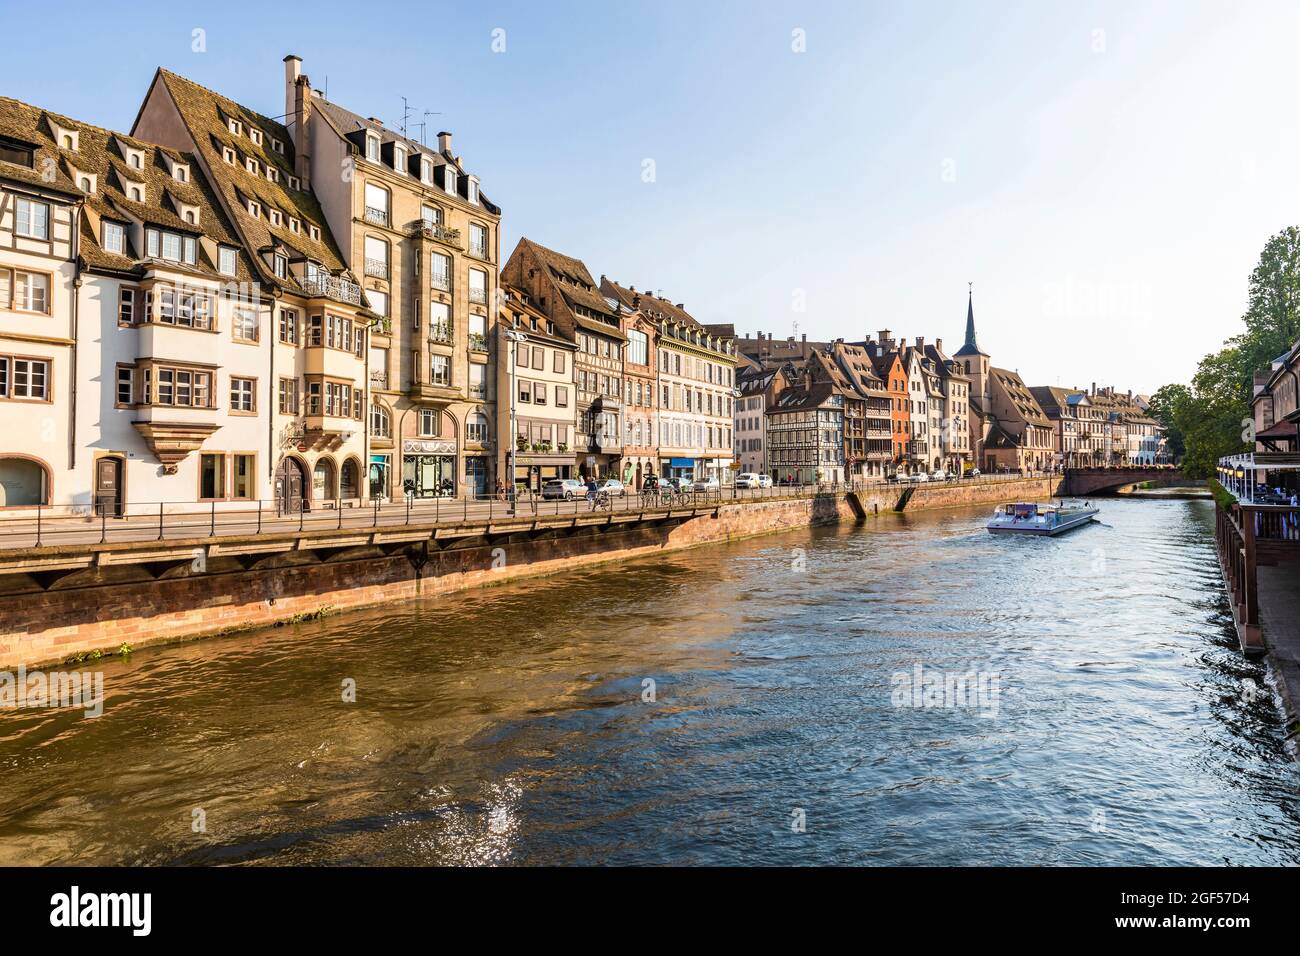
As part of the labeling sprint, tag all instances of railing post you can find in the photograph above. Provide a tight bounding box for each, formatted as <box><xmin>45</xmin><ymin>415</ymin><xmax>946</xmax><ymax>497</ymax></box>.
<box><xmin>405</xmin><ymin>494</ymin><xmax>411</xmax><ymax>525</ymax></box>
<box><xmin>158</xmin><ymin>502</ymin><xmax>164</xmax><ymax>541</ymax></box>
<box><xmin>100</xmin><ymin>504</ymin><xmax>107</xmax><ymax>544</ymax></box>
<box><xmin>338</xmin><ymin>498</ymin><xmax>343</xmax><ymax>529</ymax></box>
<box><xmin>257</xmin><ymin>500</ymin><xmax>263</xmax><ymax>535</ymax></box>
<box><xmin>210</xmin><ymin>500</ymin><xmax>217</xmax><ymax>537</ymax></box>
<box><xmin>35</xmin><ymin>503</ymin><xmax>41</xmax><ymax>548</ymax></box>
<box><xmin>299</xmin><ymin>501</ymin><xmax>305</xmax><ymax>532</ymax></box>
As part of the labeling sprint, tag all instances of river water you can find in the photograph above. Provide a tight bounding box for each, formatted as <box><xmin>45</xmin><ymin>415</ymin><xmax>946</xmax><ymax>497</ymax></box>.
<box><xmin>1</xmin><ymin>497</ymin><xmax>1297</xmax><ymax>866</ymax></box>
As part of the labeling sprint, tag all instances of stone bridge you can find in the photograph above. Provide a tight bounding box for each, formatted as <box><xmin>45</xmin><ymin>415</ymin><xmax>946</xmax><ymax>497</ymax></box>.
<box><xmin>1061</xmin><ymin>467</ymin><xmax>1187</xmax><ymax>496</ymax></box>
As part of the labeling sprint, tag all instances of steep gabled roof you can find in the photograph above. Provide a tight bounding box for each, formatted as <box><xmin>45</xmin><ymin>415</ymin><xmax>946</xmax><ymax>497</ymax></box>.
<box><xmin>141</xmin><ymin>69</ymin><xmax>351</xmax><ymax>288</ymax></box>
<box><xmin>992</xmin><ymin>366</ymin><xmax>1050</xmax><ymax>426</ymax></box>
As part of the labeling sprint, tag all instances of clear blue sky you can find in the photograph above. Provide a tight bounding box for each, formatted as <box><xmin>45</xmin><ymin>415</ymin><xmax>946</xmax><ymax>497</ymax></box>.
<box><xmin>6</xmin><ymin>0</ymin><xmax>1298</xmax><ymax>393</ymax></box>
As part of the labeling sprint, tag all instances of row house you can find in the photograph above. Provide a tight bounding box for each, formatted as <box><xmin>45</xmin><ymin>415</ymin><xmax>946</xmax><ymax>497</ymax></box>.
<box><xmin>1029</xmin><ymin>386</ymin><xmax>1098</xmax><ymax>467</ymax></box>
<box><xmin>864</xmin><ymin>332</ymin><xmax>928</xmax><ymax>475</ymax></box>
<box><xmin>618</xmin><ymin>298</ymin><xmax>659</xmax><ymax>489</ymax></box>
<box><xmin>766</xmin><ymin>381</ymin><xmax>845</xmax><ymax>484</ymax></box>
<box><xmin>1087</xmin><ymin>385</ymin><xmax>1162</xmax><ymax>464</ymax></box>
<box><xmin>133</xmin><ymin>69</ymin><xmax>373</xmax><ymax>510</ymax></box>
<box><xmin>264</xmin><ymin>56</ymin><xmax>501</xmax><ymax>500</ymax></box>
<box><xmin>920</xmin><ymin>338</ymin><xmax>973</xmax><ymax>474</ymax></box>
<box><xmin>0</xmin><ymin>100</ymin><xmax>82</xmax><ymax>509</ymax></box>
<box><xmin>602</xmin><ymin>280</ymin><xmax>736</xmax><ymax>485</ymax></box>
<box><xmin>496</xmin><ymin>284</ymin><xmax>578</xmax><ymax>492</ymax></box>
<box><xmin>734</xmin><ymin>360</ymin><xmax>786</xmax><ymax>474</ymax></box>
<box><xmin>1251</xmin><ymin>338</ymin><xmax>1300</xmax><ymax>488</ymax></box>
<box><xmin>981</xmin><ymin>367</ymin><xmax>1053</xmax><ymax>472</ymax></box>
<box><xmin>809</xmin><ymin>344</ymin><xmax>893</xmax><ymax>480</ymax></box>
<box><xmin>503</xmin><ymin>239</ymin><xmax>624</xmax><ymax>481</ymax></box>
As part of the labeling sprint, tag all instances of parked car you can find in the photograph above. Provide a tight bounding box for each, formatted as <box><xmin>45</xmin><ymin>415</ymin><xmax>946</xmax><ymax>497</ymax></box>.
<box><xmin>930</xmin><ymin>469</ymin><xmax>949</xmax><ymax>481</ymax></box>
<box><xmin>696</xmin><ymin>477</ymin><xmax>720</xmax><ymax>491</ymax></box>
<box><xmin>735</xmin><ymin>473</ymin><xmax>762</xmax><ymax>489</ymax></box>
<box><xmin>595</xmin><ymin>478</ymin><xmax>626</xmax><ymax>496</ymax></box>
<box><xmin>886</xmin><ymin>473</ymin><xmax>901</xmax><ymax>483</ymax></box>
<box><xmin>663</xmin><ymin>476</ymin><xmax>694</xmax><ymax>492</ymax></box>
<box><xmin>757</xmin><ymin>474</ymin><xmax>773</xmax><ymax>488</ymax></box>
<box><xmin>962</xmin><ymin>468</ymin><xmax>981</xmax><ymax>479</ymax></box>
<box><xmin>542</xmin><ymin>478</ymin><xmax>585</xmax><ymax>500</ymax></box>
<box><xmin>909</xmin><ymin>473</ymin><xmax>930</xmax><ymax>483</ymax></box>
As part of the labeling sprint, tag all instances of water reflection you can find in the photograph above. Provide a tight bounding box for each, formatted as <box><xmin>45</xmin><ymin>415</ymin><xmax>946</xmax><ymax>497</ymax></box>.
<box><xmin>0</xmin><ymin>498</ymin><xmax>1296</xmax><ymax>865</ymax></box>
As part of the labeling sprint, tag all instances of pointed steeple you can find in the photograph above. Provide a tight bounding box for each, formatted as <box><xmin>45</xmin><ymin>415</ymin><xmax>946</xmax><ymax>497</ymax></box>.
<box><xmin>954</xmin><ymin>282</ymin><xmax>987</xmax><ymax>357</ymax></box>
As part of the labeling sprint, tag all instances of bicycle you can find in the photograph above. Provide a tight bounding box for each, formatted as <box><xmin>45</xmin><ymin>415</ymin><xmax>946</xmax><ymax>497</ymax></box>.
<box><xmin>591</xmin><ymin>490</ymin><xmax>613</xmax><ymax>512</ymax></box>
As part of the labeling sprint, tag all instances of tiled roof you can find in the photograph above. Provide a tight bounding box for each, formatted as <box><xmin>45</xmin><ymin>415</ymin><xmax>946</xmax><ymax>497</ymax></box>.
<box><xmin>992</xmin><ymin>366</ymin><xmax>1050</xmax><ymax>426</ymax></box>
<box><xmin>0</xmin><ymin>93</ymin><xmax>253</xmax><ymax>281</ymax></box>
<box><xmin>150</xmin><ymin>69</ymin><xmax>351</xmax><ymax>288</ymax></box>
<box><xmin>601</xmin><ymin>278</ymin><xmax>703</xmax><ymax>330</ymax></box>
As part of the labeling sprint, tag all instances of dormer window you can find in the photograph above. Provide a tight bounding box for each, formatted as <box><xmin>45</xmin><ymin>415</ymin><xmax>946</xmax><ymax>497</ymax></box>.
<box><xmin>394</xmin><ymin>144</ymin><xmax>407</xmax><ymax>174</ymax></box>
<box><xmin>273</xmin><ymin>254</ymin><xmax>288</xmax><ymax>279</ymax></box>
<box><xmin>102</xmin><ymin>221</ymin><xmax>125</xmax><ymax>254</ymax></box>
<box><xmin>269</xmin><ymin>209</ymin><xmax>282</xmax><ymax>227</ymax></box>
<box><xmin>270</xmin><ymin>138</ymin><xmax>284</xmax><ymax>155</ymax></box>
<box><xmin>184</xmin><ymin>210</ymin><xmax>197</xmax><ymax>225</ymax></box>
<box><xmin>53</xmin><ymin>124</ymin><xmax>79</xmax><ymax>152</ymax></box>
<box><xmin>366</xmin><ymin>134</ymin><xmax>380</xmax><ymax>162</ymax></box>
<box><xmin>129</xmin><ymin>185</ymin><xmax>144</xmax><ymax>202</ymax></box>
<box><xmin>309</xmin><ymin>224</ymin><xmax>320</xmax><ymax>242</ymax></box>
<box><xmin>288</xmin><ymin>174</ymin><xmax>300</xmax><ymax>191</ymax></box>
<box><xmin>444</xmin><ymin>167</ymin><xmax>457</xmax><ymax>196</ymax></box>
<box><xmin>228</xmin><ymin>118</ymin><xmax>241</xmax><ymax>136</ymax></box>
<box><xmin>266</xmin><ymin>166</ymin><xmax>279</xmax><ymax>184</ymax></box>
<box><xmin>288</xmin><ymin>217</ymin><xmax>300</xmax><ymax>234</ymax></box>
<box><xmin>248</xmin><ymin>200</ymin><xmax>261</xmax><ymax>218</ymax></box>
<box><xmin>250</xmin><ymin>128</ymin><xmax>263</xmax><ymax>146</ymax></box>
<box><xmin>467</xmin><ymin>176</ymin><xmax>479</xmax><ymax>205</ymax></box>
<box><xmin>77</xmin><ymin>174</ymin><xmax>96</xmax><ymax>193</ymax></box>
<box><xmin>218</xmin><ymin>246</ymin><xmax>238</xmax><ymax>276</ymax></box>
<box><xmin>245</xmin><ymin>157</ymin><xmax>259</xmax><ymax>175</ymax></box>
<box><xmin>421</xmin><ymin>157</ymin><xmax>434</xmax><ymax>184</ymax></box>
<box><xmin>222</xmin><ymin>147</ymin><xmax>236</xmax><ymax>165</ymax></box>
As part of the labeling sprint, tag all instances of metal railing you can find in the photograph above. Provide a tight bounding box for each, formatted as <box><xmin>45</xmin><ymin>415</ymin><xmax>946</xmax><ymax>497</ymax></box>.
<box><xmin>298</xmin><ymin>273</ymin><xmax>363</xmax><ymax>306</ymax></box>
<box><xmin>0</xmin><ymin>474</ymin><xmax>1056</xmax><ymax>553</ymax></box>
<box><xmin>364</xmin><ymin>206</ymin><xmax>389</xmax><ymax>227</ymax></box>
<box><xmin>364</xmin><ymin>258</ymin><xmax>389</xmax><ymax>279</ymax></box>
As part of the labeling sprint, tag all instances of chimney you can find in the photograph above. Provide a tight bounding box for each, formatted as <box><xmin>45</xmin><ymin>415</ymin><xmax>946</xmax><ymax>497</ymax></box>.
<box><xmin>935</xmin><ymin>338</ymin><xmax>943</xmax><ymax>353</ymax></box>
<box><xmin>1091</xmin><ymin>382</ymin><xmax>1096</xmax><ymax>395</ymax></box>
<box><xmin>878</xmin><ymin>330</ymin><xmax>891</xmax><ymax>347</ymax></box>
<box><xmin>676</xmin><ymin>302</ymin><xmax>684</xmax><ymax>310</ymax></box>
<box><xmin>284</xmin><ymin>55</ymin><xmax>301</xmax><ymax>145</ymax></box>
<box><xmin>801</xmin><ymin>333</ymin><xmax>807</xmax><ymax>343</ymax></box>
<box><xmin>437</xmin><ymin>131</ymin><xmax>452</xmax><ymax>153</ymax></box>
<box><xmin>915</xmin><ymin>336</ymin><xmax>924</xmax><ymax>347</ymax></box>
<box><xmin>368</xmin><ymin>117</ymin><xmax>384</xmax><ymax>127</ymax></box>
<box><xmin>287</xmin><ymin>58</ymin><xmax>313</xmax><ymax>185</ymax></box>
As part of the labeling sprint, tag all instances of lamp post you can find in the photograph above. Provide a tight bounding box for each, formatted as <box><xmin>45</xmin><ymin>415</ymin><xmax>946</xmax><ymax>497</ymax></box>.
<box><xmin>504</xmin><ymin>328</ymin><xmax>529</xmax><ymax>514</ymax></box>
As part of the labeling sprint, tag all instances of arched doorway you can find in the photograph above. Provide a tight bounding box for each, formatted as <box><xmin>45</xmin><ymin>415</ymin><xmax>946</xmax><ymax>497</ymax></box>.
<box><xmin>313</xmin><ymin>458</ymin><xmax>336</xmax><ymax>503</ymax></box>
<box><xmin>0</xmin><ymin>456</ymin><xmax>50</xmax><ymax>507</ymax></box>
<box><xmin>277</xmin><ymin>457</ymin><xmax>307</xmax><ymax>514</ymax></box>
<box><xmin>340</xmin><ymin>459</ymin><xmax>360</xmax><ymax>500</ymax></box>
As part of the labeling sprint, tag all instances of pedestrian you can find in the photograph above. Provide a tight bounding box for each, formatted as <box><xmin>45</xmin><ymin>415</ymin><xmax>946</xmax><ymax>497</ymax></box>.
<box><xmin>494</xmin><ymin>478</ymin><xmax>505</xmax><ymax>502</ymax></box>
<box><xmin>586</xmin><ymin>476</ymin><xmax>599</xmax><ymax>511</ymax></box>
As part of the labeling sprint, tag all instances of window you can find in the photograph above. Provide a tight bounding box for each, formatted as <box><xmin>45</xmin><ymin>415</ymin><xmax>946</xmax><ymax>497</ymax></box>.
<box><xmin>199</xmin><ymin>454</ymin><xmax>225</xmax><ymax>500</ymax></box>
<box><xmin>15</xmin><ymin>198</ymin><xmax>49</xmax><ymax>239</ymax></box>
<box><xmin>364</xmin><ymin>183</ymin><xmax>390</xmax><ymax>226</ymax></box>
<box><xmin>430</xmin><ymin>252</ymin><xmax>451</xmax><ymax>290</ymax></box>
<box><xmin>431</xmin><ymin>354</ymin><xmax>451</xmax><ymax>386</ymax></box>
<box><xmin>309</xmin><ymin>224</ymin><xmax>320</xmax><ymax>242</ymax></box>
<box><xmin>228</xmin><ymin>118</ymin><xmax>242</xmax><ymax>136</ymax></box>
<box><xmin>78</xmin><ymin>176</ymin><xmax>93</xmax><ymax>192</ymax></box>
<box><xmin>250</xmin><ymin>128</ymin><xmax>262</xmax><ymax>146</ymax></box>
<box><xmin>146</xmin><ymin>228</ymin><xmax>197</xmax><ymax>265</ymax></box>
<box><xmin>518</xmin><ymin>379</ymin><xmax>532</xmax><ymax>404</ymax></box>
<box><xmin>288</xmin><ymin>217</ymin><xmax>299</xmax><ymax>233</ymax></box>
<box><xmin>156</xmin><ymin>287</ymin><xmax>213</xmax><ymax>329</ymax></box>
<box><xmin>278</xmin><ymin>308</ymin><xmax>299</xmax><ymax>344</ymax></box>
<box><xmin>467</xmin><ymin>412</ymin><xmax>488</xmax><ymax>443</ymax></box>
<box><xmin>118</xmin><ymin>287</ymin><xmax>137</xmax><ymax>325</ymax></box>
<box><xmin>421</xmin><ymin>158</ymin><xmax>434</xmax><ymax>185</ymax></box>
<box><xmin>232</xmin><ymin>307</ymin><xmax>258</xmax><ymax>343</ymax></box>
<box><xmin>421</xmin><ymin>204</ymin><xmax>441</xmax><ymax>228</ymax></box>
<box><xmin>467</xmin><ymin>178</ymin><xmax>479</xmax><ymax>205</ymax></box>
<box><xmin>444</xmin><ymin>168</ymin><xmax>457</xmax><ymax>195</ymax></box>
<box><xmin>232</xmin><ymin>454</ymin><xmax>255</xmax><ymax>499</ymax></box>
<box><xmin>364</xmin><ymin>235</ymin><xmax>388</xmax><ymax>278</ymax></box>
<box><xmin>469</xmin><ymin>268</ymin><xmax>487</xmax><ymax>303</ymax></box>
<box><xmin>470</xmin><ymin>223</ymin><xmax>487</xmax><ymax>257</ymax></box>
<box><xmin>219</xmin><ymin>246</ymin><xmax>238</xmax><ymax>276</ymax></box>
<box><xmin>273</xmin><ymin>254</ymin><xmax>287</xmax><ymax>279</ymax></box>
<box><xmin>102</xmin><ymin>221</ymin><xmax>125</xmax><ymax>255</ymax></box>
<box><xmin>556</xmin><ymin>385</ymin><xmax>569</xmax><ymax>408</ymax></box>
<box><xmin>1</xmin><ymin>269</ymin><xmax>50</xmax><ymax>314</ymax></box>
<box><xmin>371</xmin><ymin>402</ymin><xmax>391</xmax><ymax>439</ymax></box>
<box><xmin>149</xmin><ymin>366</ymin><xmax>212</xmax><ymax>408</ymax></box>
<box><xmin>248</xmin><ymin>201</ymin><xmax>261</xmax><ymax>219</ymax></box>
<box><xmin>222</xmin><ymin>147</ymin><xmax>236</xmax><ymax>165</ymax></box>
<box><xmin>269</xmin><ymin>209</ymin><xmax>282</xmax><ymax>227</ymax></box>
<box><xmin>627</xmin><ymin>329</ymin><xmax>648</xmax><ymax>366</ymax></box>
<box><xmin>230</xmin><ymin>377</ymin><xmax>255</xmax><ymax>412</ymax></box>
<box><xmin>0</xmin><ymin>138</ymin><xmax>34</xmax><ymax>168</ymax></box>
<box><xmin>553</xmin><ymin>351</ymin><xmax>566</xmax><ymax>374</ymax></box>
<box><xmin>394</xmin><ymin>144</ymin><xmax>407</xmax><ymax>174</ymax></box>
<box><xmin>278</xmin><ymin>377</ymin><xmax>299</xmax><ymax>415</ymax></box>
<box><xmin>367</xmin><ymin>289</ymin><xmax>388</xmax><ymax>317</ymax></box>
<box><xmin>116</xmin><ymin>365</ymin><xmax>134</xmax><ymax>405</ymax></box>
<box><xmin>245</xmin><ymin>157</ymin><xmax>259</xmax><ymax>175</ymax></box>
<box><xmin>173</xmin><ymin>165</ymin><xmax>188</xmax><ymax>183</ymax></box>
<box><xmin>0</xmin><ymin>356</ymin><xmax>50</xmax><ymax>400</ymax></box>
<box><xmin>534</xmin><ymin>382</ymin><xmax>548</xmax><ymax>405</ymax></box>
<box><xmin>418</xmin><ymin>408</ymin><xmax>439</xmax><ymax>437</ymax></box>
<box><xmin>469</xmin><ymin>362</ymin><xmax>486</xmax><ymax>399</ymax></box>
<box><xmin>366</xmin><ymin>135</ymin><xmax>381</xmax><ymax>162</ymax></box>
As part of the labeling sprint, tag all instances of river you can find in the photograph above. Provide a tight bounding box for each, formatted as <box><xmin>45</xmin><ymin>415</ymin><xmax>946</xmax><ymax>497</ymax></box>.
<box><xmin>1</xmin><ymin>497</ymin><xmax>1297</xmax><ymax>865</ymax></box>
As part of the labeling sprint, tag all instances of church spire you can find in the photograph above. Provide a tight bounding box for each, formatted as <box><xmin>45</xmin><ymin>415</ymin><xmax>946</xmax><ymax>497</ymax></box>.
<box><xmin>955</xmin><ymin>282</ymin><xmax>986</xmax><ymax>357</ymax></box>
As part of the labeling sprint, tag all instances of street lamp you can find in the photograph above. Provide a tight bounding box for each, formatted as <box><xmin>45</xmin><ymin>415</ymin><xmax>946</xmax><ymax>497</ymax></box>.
<box><xmin>503</xmin><ymin>328</ymin><xmax>528</xmax><ymax>513</ymax></box>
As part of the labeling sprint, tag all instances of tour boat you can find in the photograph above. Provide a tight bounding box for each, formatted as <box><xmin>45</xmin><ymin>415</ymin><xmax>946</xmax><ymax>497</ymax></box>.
<box><xmin>986</xmin><ymin>501</ymin><xmax>1099</xmax><ymax>536</ymax></box>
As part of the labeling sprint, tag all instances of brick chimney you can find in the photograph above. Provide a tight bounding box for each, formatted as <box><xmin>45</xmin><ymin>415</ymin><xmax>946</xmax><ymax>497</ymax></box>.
<box><xmin>437</xmin><ymin>131</ymin><xmax>452</xmax><ymax>154</ymax></box>
<box><xmin>935</xmin><ymin>337</ymin><xmax>943</xmax><ymax>353</ymax></box>
<box><xmin>915</xmin><ymin>336</ymin><xmax>925</xmax><ymax>347</ymax></box>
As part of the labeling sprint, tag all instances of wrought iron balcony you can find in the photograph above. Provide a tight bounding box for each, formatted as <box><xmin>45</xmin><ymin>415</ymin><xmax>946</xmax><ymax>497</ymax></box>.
<box><xmin>431</xmin><ymin>273</ymin><xmax>451</xmax><ymax>291</ymax></box>
<box><xmin>369</xmin><ymin>370</ymin><xmax>388</xmax><ymax>389</ymax></box>
<box><xmin>298</xmin><ymin>273</ymin><xmax>363</xmax><ymax>306</ymax></box>
<box><xmin>468</xmin><ymin>332</ymin><xmax>487</xmax><ymax>352</ymax></box>
<box><xmin>364</xmin><ymin>258</ymin><xmax>389</xmax><ymax>279</ymax></box>
<box><xmin>468</xmin><ymin>384</ymin><xmax>487</xmax><ymax>400</ymax></box>
<box><xmin>469</xmin><ymin>288</ymin><xmax>487</xmax><ymax>304</ymax></box>
<box><xmin>409</xmin><ymin>220</ymin><xmax>462</xmax><ymax>245</ymax></box>
<box><xmin>364</xmin><ymin>206</ymin><xmax>390</xmax><ymax>227</ymax></box>
<box><xmin>429</xmin><ymin>321</ymin><xmax>454</xmax><ymax>345</ymax></box>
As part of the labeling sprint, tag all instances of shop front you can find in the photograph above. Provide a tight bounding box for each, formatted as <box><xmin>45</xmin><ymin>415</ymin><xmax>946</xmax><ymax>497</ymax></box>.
<box><xmin>368</xmin><ymin>454</ymin><xmax>391</xmax><ymax>501</ymax></box>
<box><xmin>662</xmin><ymin>457</ymin><xmax>695</xmax><ymax>481</ymax></box>
<box><xmin>402</xmin><ymin>439</ymin><xmax>457</xmax><ymax>498</ymax></box>
<box><xmin>514</xmin><ymin>454</ymin><xmax>574</xmax><ymax>493</ymax></box>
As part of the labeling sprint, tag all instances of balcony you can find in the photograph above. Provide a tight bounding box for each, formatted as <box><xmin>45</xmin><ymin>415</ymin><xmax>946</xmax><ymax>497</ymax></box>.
<box><xmin>429</xmin><ymin>322</ymin><xmax>453</xmax><ymax>345</ymax></box>
<box><xmin>469</xmin><ymin>288</ymin><xmax>487</xmax><ymax>305</ymax></box>
<box><xmin>409</xmin><ymin>220</ymin><xmax>463</xmax><ymax>248</ymax></box>
<box><xmin>431</xmin><ymin>274</ymin><xmax>451</xmax><ymax>292</ymax></box>
<box><xmin>468</xmin><ymin>332</ymin><xmax>487</xmax><ymax>352</ymax></box>
<box><xmin>298</xmin><ymin>273</ymin><xmax>363</xmax><ymax>307</ymax></box>
<box><xmin>364</xmin><ymin>258</ymin><xmax>389</xmax><ymax>280</ymax></box>
<box><xmin>370</xmin><ymin>316</ymin><xmax>391</xmax><ymax>337</ymax></box>
<box><xmin>364</xmin><ymin>206</ymin><xmax>390</xmax><ymax>227</ymax></box>
<box><xmin>370</xmin><ymin>369</ymin><xmax>388</xmax><ymax>389</ymax></box>
<box><xmin>468</xmin><ymin>384</ymin><xmax>487</xmax><ymax>401</ymax></box>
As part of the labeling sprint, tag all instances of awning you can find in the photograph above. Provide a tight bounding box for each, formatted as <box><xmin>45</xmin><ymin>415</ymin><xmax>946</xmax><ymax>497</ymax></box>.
<box><xmin>670</xmin><ymin>458</ymin><xmax>695</xmax><ymax>467</ymax></box>
<box><xmin>1257</xmin><ymin>421</ymin><xmax>1299</xmax><ymax>440</ymax></box>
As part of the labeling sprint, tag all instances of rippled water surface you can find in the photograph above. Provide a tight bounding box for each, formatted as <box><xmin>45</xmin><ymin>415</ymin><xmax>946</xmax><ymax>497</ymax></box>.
<box><xmin>1</xmin><ymin>498</ymin><xmax>1297</xmax><ymax>865</ymax></box>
